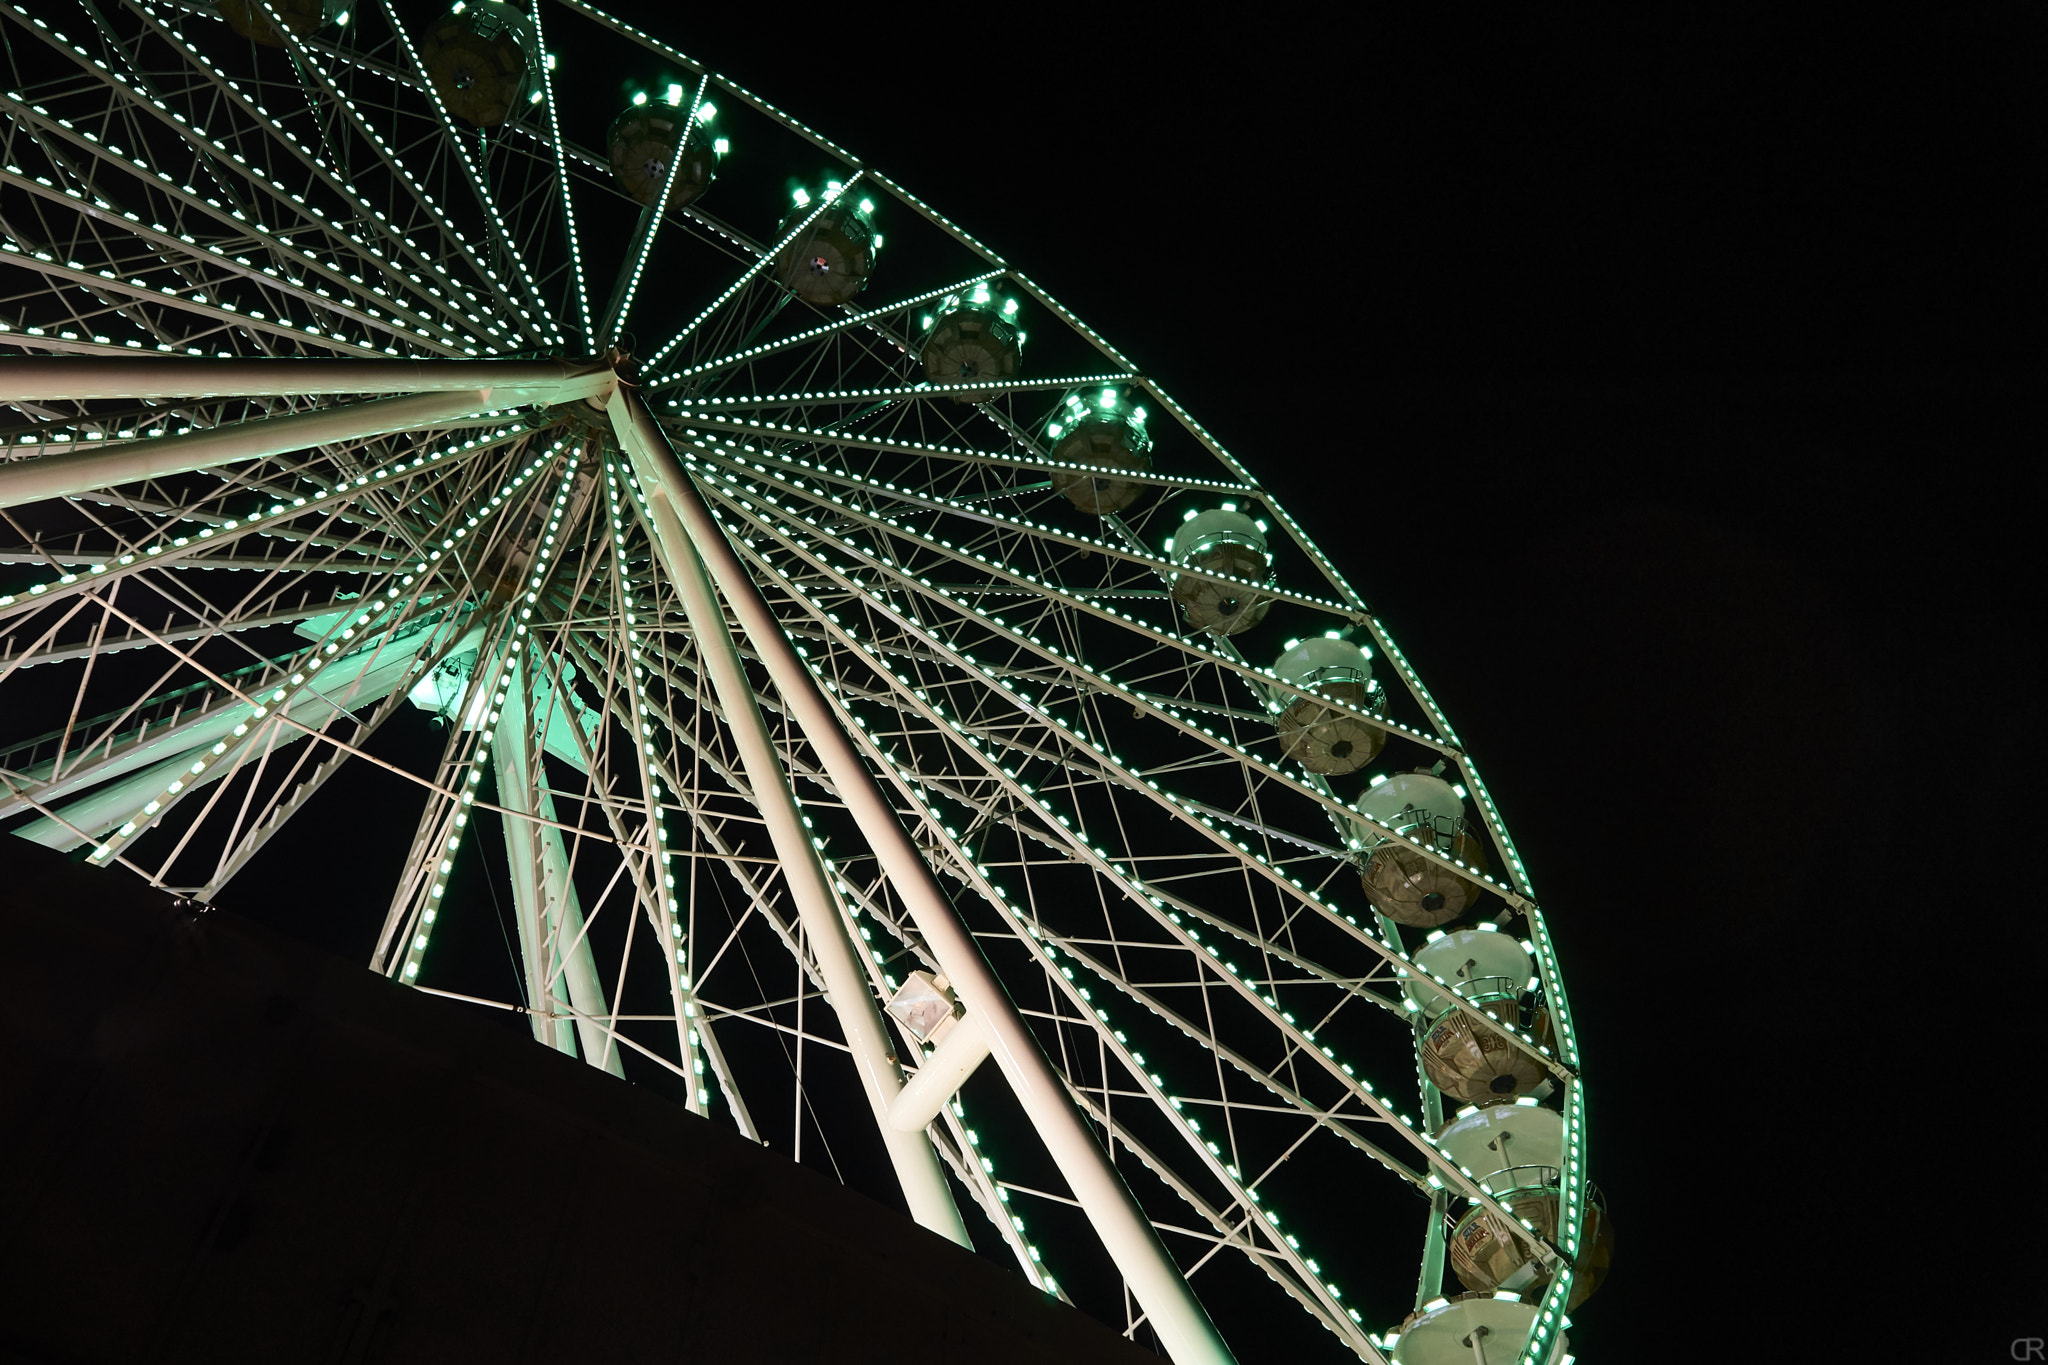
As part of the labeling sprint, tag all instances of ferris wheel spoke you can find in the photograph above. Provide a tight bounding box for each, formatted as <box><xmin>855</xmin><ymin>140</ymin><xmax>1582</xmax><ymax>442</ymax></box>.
<box><xmin>132</xmin><ymin>683</ymin><xmax>313</xmax><ymax>881</ymax></box>
<box><xmin>685</xmin><ymin>445</ymin><xmax>1328</xmax><ymax>626</ymax></box>
<box><xmin>1065</xmin><ymin>899</ymin><xmax>1410</xmax><ymax>1034</ymax></box>
<box><xmin>363</xmin><ymin>0</ymin><xmax>560</xmax><ymax>347</ymax></box>
<box><xmin>686</xmin><ymin>474</ymin><xmax>1352</xmax><ymax>746</ymax></box>
<box><xmin>649</xmin><ymin>269</ymin><xmax>1007</xmax><ymax>394</ymax></box>
<box><xmin>659</xmin><ymin>276</ymin><xmax>795</xmax><ymax>384</ymax></box>
<box><xmin>640</xmin><ymin>172</ymin><xmax>869</xmax><ymax>374</ymax></box>
<box><xmin>52</xmin><ymin>486</ymin><xmax>398</xmax><ymax>564</ymax></box>
<box><xmin>11</xmin><ymin>4</ymin><xmax>486</xmax><ymax>344</ymax></box>
<box><xmin>0</xmin><ymin>239</ymin><xmax>383</xmax><ymax>358</ymax></box>
<box><xmin>687</xmin><ymin>375</ymin><xmax>1131</xmax><ymax>412</ymax></box>
<box><xmin>0</xmin><ymin>115</ymin><xmax>466</xmax><ymax>354</ymax></box>
<box><xmin>582</xmin><ymin>455</ymin><xmax>716</xmax><ymax>1110</ymax></box>
<box><xmin>805</xmin><ymin>666</ymin><xmax>1395</xmax><ymax>1359</ymax></box>
<box><xmin>645</xmin><ymin>804</ymin><xmax>804</xmax><ymax>1145</ymax></box>
<box><xmin>690</xmin><ymin>472</ymin><xmax>1371</xmax><ymax>843</ymax></box>
<box><xmin>548</xmin><ymin>0</ymin><xmax>864</xmax><ymax>170</ymax></box>
<box><xmin>373</xmin><ymin>628</ymin><xmax>515</xmax><ymax>976</ymax></box>
<box><xmin>598</xmin><ymin>72</ymin><xmax>708</xmax><ymax>345</ymax></box>
<box><xmin>702</xmin><ymin>505</ymin><xmax>1568</xmax><ymax>1140</ymax></box>
<box><xmin>133</xmin><ymin>0</ymin><xmax>544</xmax><ymax>349</ymax></box>
<box><xmin>665</xmin><ymin>411</ymin><xmax>1245</xmax><ymax>499</ymax></box>
<box><xmin>195</xmin><ymin>617</ymin><xmax>478</xmax><ymax>897</ymax></box>
<box><xmin>43</xmin><ymin>561</ymin><xmax>463</xmax><ymax>864</ymax></box>
<box><xmin>470</xmin><ymin>132</ymin><xmax>583</xmax><ymax>337</ymax></box>
<box><xmin>1061</xmin><ymin>1086</ymin><xmax>1381</xmax><ymax>1360</ymax></box>
<box><xmin>676</xmin><ymin>375</ymin><xmax>1157</xmax><ymax>446</ymax></box>
<box><xmin>522</xmin><ymin>0</ymin><xmax>593</xmax><ymax>343</ymax></box>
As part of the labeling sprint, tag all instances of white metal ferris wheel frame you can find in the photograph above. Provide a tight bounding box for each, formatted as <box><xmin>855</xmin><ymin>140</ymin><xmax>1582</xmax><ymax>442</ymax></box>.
<box><xmin>0</xmin><ymin>3</ymin><xmax>1591</xmax><ymax>1362</ymax></box>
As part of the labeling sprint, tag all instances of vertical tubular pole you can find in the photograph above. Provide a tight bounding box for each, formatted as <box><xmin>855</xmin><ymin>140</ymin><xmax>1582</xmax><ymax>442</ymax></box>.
<box><xmin>494</xmin><ymin>725</ymin><xmax>558</xmax><ymax>1050</ymax></box>
<box><xmin>611</xmin><ymin>392</ymin><xmax>1236</xmax><ymax>1365</ymax></box>
<box><xmin>611</xmin><ymin>403</ymin><xmax>968</xmax><ymax>1248</ymax></box>
<box><xmin>497</xmin><ymin>654</ymin><xmax>622</xmax><ymax>1072</ymax></box>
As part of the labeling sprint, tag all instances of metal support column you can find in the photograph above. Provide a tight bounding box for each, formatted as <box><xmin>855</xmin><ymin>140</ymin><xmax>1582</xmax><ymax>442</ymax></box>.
<box><xmin>611</xmin><ymin>391</ymin><xmax>1235</xmax><ymax>1365</ymax></box>
<box><xmin>0</xmin><ymin>356</ymin><xmax>615</xmax><ymax>403</ymax></box>
<box><xmin>608</xmin><ymin>398</ymin><xmax>969</xmax><ymax>1248</ymax></box>
<box><xmin>0</xmin><ymin>358</ymin><xmax>615</xmax><ymax>509</ymax></box>
<box><xmin>2</xmin><ymin>391</ymin><xmax>486</xmax><ymax>510</ymax></box>
<box><xmin>494</xmin><ymin>652</ymin><xmax>622</xmax><ymax>1074</ymax></box>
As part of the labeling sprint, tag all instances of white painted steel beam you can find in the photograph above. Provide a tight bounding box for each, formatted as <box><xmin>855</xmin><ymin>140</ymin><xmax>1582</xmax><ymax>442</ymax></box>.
<box><xmin>611</xmin><ymin>391</ymin><xmax>1235</xmax><ymax>1365</ymax></box>
<box><xmin>2</xmin><ymin>390</ymin><xmax>504</xmax><ymax>510</ymax></box>
<box><xmin>887</xmin><ymin>1011</ymin><xmax>992</xmax><ymax>1132</ymax></box>
<box><xmin>0</xmin><ymin>358</ymin><xmax>614</xmax><ymax>404</ymax></box>
<box><xmin>495</xmin><ymin>652</ymin><xmax>624</xmax><ymax>1074</ymax></box>
<box><xmin>607</xmin><ymin>393</ymin><xmax>970</xmax><ymax>1249</ymax></box>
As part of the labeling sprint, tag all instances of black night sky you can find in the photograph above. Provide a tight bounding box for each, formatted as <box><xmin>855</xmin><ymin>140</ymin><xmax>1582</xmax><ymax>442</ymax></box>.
<box><xmin>7</xmin><ymin>7</ymin><xmax>2043</xmax><ymax>1361</ymax></box>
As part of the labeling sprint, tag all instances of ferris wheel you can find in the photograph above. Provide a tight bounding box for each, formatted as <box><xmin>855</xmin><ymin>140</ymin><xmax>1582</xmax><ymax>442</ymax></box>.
<box><xmin>0</xmin><ymin>2</ymin><xmax>1607</xmax><ymax>1360</ymax></box>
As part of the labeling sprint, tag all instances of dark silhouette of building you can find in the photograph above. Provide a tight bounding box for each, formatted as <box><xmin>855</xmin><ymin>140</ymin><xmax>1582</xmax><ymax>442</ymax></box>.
<box><xmin>0</xmin><ymin>843</ymin><xmax>1157</xmax><ymax>1363</ymax></box>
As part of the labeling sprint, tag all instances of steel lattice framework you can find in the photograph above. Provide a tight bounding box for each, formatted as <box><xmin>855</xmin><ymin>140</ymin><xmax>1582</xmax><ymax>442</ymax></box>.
<box><xmin>0</xmin><ymin>4</ymin><xmax>1593</xmax><ymax>1361</ymax></box>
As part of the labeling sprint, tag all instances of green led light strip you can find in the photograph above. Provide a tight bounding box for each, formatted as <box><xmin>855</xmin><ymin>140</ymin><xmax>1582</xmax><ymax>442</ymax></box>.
<box><xmin>392</xmin><ymin>440</ymin><xmax>580</xmax><ymax>979</ymax></box>
<box><xmin>607</xmin><ymin>458</ymin><xmax>706</xmax><ymax>1112</ymax></box>
<box><xmin>0</xmin><ymin>419</ymin><xmax>532</xmax><ymax>615</ymax></box>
